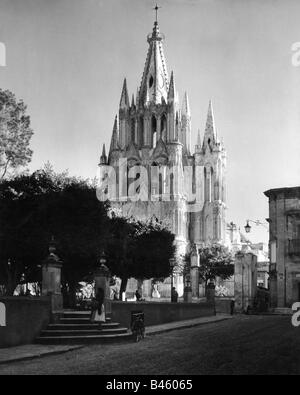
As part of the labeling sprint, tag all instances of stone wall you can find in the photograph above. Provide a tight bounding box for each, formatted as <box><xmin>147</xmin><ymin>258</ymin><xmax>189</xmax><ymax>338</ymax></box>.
<box><xmin>215</xmin><ymin>298</ymin><xmax>233</xmax><ymax>314</ymax></box>
<box><xmin>0</xmin><ymin>297</ymin><xmax>51</xmax><ymax>348</ymax></box>
<box><xmin>111</xmin><ymin>300</ymin><xmax>215</xmax><ymax>328</ymax></box>
<box><xmin>234</xmin><ymin>252</ymin><xmax>257</xmax><ymax>312</ymax></box>
<box><xmin>265</xmin><ymin>187</ymin><xmax>300</xmax><ymax>307</ymax></box>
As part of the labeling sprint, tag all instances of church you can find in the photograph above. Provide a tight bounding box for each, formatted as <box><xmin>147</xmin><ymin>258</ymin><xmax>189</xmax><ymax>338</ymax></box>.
<box><xmin>99</xmin><ymin>16</ymin><xmax>227</xmax><ymax>272</ymax></box>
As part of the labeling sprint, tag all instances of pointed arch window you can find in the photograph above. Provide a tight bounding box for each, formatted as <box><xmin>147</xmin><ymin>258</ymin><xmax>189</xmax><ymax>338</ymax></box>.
<box><xmin>160</xmin><ymin>114</ymin><xmax>167</xmax><ymax>140</ymax></box>
<box><xmin>131</xmin><ymin>118</ymin><xmax>135</xmax><ymax>143</ymax></box>
<box><xmin>139</xmin><ymin>117</ymin><xmax>144</xmax><ymax>147</ymax></box>
<box><xmin>151</xmin><ymin>115</ymin><xmax>157</xmax><ymax>149</ymax></box>
<box><xmin>151</xmin><ymin>161</ymin><xmax>164</xmax><ymax>199</ymax></box>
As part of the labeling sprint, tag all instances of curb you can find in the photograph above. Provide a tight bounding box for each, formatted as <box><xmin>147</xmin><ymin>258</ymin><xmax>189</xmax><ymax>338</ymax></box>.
<box><xmin>0</xmin><ymin>345</ymin><xmax>85</xmax><ymax>366</ymax></box>
<box><xmin>0</xmin><ymin>316</ymin><xmax>232</xmax><ymax>365</ymax></box>
<box><xmin>145</xmin><ymin>316</ymin><xmax>233</xmax><ymax>336</ymax></box>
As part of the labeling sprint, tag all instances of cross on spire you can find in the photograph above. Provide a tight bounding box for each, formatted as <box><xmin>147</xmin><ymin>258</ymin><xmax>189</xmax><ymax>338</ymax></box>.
<box><xmin>153</xmin><ymin>3</ymin><xmax>161</xmax><ymax>23</ymax></box>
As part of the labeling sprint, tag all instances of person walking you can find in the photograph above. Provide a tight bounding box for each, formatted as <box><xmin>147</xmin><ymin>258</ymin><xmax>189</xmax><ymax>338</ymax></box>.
<box><xmin>91</xmin><ymin>288</ymin><xmax>106</xmax><ymax>328</ymax></box>
<box><xmin>171</xmin><ymin>287</ymin><xmax>178</xmax><ymax>303</ymax></box>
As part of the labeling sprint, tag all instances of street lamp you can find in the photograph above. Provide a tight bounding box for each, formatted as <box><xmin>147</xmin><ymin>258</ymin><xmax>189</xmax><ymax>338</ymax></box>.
<box><xmin>169</xmin><ymin>257</ymin><xmax>176</xmax><ymax>302</ymax></box>
<box><xmin>244</xmin><ymin>219</ymin><xmax>268</xmax><ymax>233</ymax></box>
<box><xmin>244</xmin><ymin>220</ymin><xmax>251</xmax><ymax>233</ymax></box>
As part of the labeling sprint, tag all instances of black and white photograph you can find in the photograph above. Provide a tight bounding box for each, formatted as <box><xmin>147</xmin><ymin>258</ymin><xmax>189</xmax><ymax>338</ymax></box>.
<box><xmin>0</xmin><ymin>0</ymin><xmax>299</xmax><ymax>379</ymax></box>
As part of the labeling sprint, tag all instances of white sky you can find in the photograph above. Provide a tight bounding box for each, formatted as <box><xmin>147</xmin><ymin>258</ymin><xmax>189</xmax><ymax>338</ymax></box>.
<box><xmin>0</xmin><ymin>0</ymin><xmax>300</xmax><ymax>244</ymax></box>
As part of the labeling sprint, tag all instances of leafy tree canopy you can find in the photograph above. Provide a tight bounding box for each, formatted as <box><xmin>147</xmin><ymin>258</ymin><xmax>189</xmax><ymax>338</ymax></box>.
<box><xmin>198</xmin><ymin>244</ymin><xmax>234</xmax><ymax>284</ymax></box>
<box><xmin>106</xmin><ymin>215</ymin><xmax>175</xmax><ymax>296</ymax></box>
<box><xmin>0</xmin><ymin>89</ymin><xmax>33</xmax><ymax>179</ymax></box>
<box><xmin>0</xmin><ymin>166</ymin><xmax>109</xmax><ymax>296</ymax></box>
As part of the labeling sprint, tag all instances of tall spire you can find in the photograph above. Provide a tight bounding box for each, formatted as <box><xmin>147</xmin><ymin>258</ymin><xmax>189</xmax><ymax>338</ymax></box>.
<box><xmin>120</xmin><ymin>78</ymin><xmax>130</xmax><ymax>109</ymax></box>
<box><xmin>167</xmin><ymin>71</ymin><xmax>176</xmax><ymax>103</ymax></box>
<box><xmin>136</xmin><ymin>87</ymin><xmax>139</xmax><ymax>107</ymax></box>
<box><xmin>100</xmin><ymin>143</ymin><xmax>107</xmax><ymax>165</ymax></box>
<box><xmin>138</xmin><ymin>17</ymin><xmax>169</xmax><ymax>106</ymax></box>
<box><xmin>109</xmin><ymin>115</ymin><xmax>119</xmax><ymax>154</ymax></box>
<box><xmin>182</xmin><ymin>92</ymin><xmax>190</xmax><ymax>116</ymax></box>
<box><xmin>205</xmin><ymin>100</ymin><xmax>216</xmax><ymax>138</ymax></box>
<box><xmin>195</xmin><ymin>129</ymin><xmax>202</xmax><ymax>153</ymax></box>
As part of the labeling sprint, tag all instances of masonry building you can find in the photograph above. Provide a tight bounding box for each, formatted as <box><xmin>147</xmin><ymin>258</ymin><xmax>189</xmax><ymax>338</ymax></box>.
<box><xmin>99</xmin><ymin>17</ymin><xmax>227</xmax><ymax>263</ymax></box>
<box><xmin>264</xmin><ymin>187</ymin><xmax>300</xmax><ymax>308</ymax></box>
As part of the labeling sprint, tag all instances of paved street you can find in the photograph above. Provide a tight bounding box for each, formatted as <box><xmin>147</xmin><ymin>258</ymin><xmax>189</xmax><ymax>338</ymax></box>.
<box><xmin>0</xmin><ymin>315</ymin><xmax>298</xmax><ymax>375</ymax></box>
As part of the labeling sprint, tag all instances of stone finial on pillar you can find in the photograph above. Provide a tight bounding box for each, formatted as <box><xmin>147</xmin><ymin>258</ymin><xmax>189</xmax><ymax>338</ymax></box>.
<box><xmin>183</xmin><ymin>273</ymin><xmax>192</xmax><ymax>303</ymax></box>
<box><xmin>190</xmin><ymin>244</ymin><xmax>200</xmax><ymax>298</ymax></box>
<box><xmin>42</xmin><ymin>237</ymin><xmax>63</xmax><ymax>312</ymax></box>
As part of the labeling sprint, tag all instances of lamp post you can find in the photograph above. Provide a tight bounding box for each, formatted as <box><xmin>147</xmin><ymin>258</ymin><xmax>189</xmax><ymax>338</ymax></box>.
<box><xmin>169</xmin><ymin>257</ymin><xmax>176</xmax><ymax>302</ymax></box>
<box><xmin>244</xmin><ymin>219</ymin><xmax>268</xmax><ymax>233</ymax></box>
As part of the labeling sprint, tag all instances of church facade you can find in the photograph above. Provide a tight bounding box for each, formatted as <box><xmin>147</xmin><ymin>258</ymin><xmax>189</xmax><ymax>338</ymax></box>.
<box><xmin>99</xmin><ymin>18</ymin><xmax>227</xmax><ymax>260</ymax></box>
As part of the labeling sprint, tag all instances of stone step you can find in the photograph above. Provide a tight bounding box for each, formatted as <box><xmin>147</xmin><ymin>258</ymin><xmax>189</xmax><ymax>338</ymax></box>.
<box><xmin>63</xmin><ymin>311</ymin><xmax>92</xmax><ymax>318</ymax></box>
<box><xmin>40</xmin><ymin>327</ymin><xmax>128</xmax><ymax>337</ymax></box>
<box><xmin>59</xmin><ymin>318</ymin><xmax>98</xmax><ymax>324</ymax></box>
<box><xmin>59</xmin><ymin>317</ymin><xmax>111</xmax><ymax>324</ymax></box>
<box><xmin>47</xmin><ymin>322</ymin><xmax>120</xmax><ymax>330</ymax></box>
<box><xmin>62</xmin><ymin>311</ymin><xmax>111</xmax><ymax>320</ymax></box>
<box><xmin>36</xmin><ymin>332</ymin><xmax>132</xmax><ymax>345</ymax></box>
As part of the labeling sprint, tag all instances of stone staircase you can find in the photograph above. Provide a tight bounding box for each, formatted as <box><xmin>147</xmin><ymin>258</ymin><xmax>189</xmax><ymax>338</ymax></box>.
<box><xmin>36</xmin><ymin>311</ymin><xmax>131</xmax><ymax>344</ymax></box>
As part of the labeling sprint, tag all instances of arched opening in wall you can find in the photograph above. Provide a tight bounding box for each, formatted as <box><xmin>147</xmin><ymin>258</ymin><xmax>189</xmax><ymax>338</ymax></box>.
<box><xmin>210</xmin><ymin>167</ymin><xmax>214</xmax><ymax>202</ymax></box>
<box><xmin>150</xmin><ymin>162</ymin><xmax>164</xmax><ymax>199</ymax></box>
<box><xmin>170</xmin><ymin>172</ymin><xmax>174</xmax><ymax>199</ymax></box>
<box><xmin>175</xmin><ymin>112</ymin><xmax>179</xmax><ymax>140</ymax></box>
<box><xmin>139</xmin><ymin>117</ymin><xmax>144</xmax><ymax>147</ymax></box>
<box><xmin>158</xmin><ymin>167</ymin><xmax>163</xmax><ymax>198</ymax></box>
<box><xmin>151</xmin><ymin>162</ymin><xmax>159</xmax><ymax>197</ymax></box>
<box><xmin>151</xmin><ymin>115</ymin><xmax>157</xmax><ymax>148</ymax></box>
<box><xmin>131</xmin><ymin>118</ymin><xmax>135</xmax><ymax>144</ymax></box>
<box><xmin>149</xmin><ymin>75</ymin><xmax>154</xmax><ymax>88</ymax></box>
<box><xmin>160</xmin><ymin>114</ymin><xmax>167</xmax><ymax>141</ymax></box>
<box><xmin>192</xmin><ymin>165</ymin><xmax>196</xmax><ymax>195</ymax></box>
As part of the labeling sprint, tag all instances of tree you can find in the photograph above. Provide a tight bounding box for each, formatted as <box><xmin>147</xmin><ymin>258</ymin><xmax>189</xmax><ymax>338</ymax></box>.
<box><xmin>0</xmin><ymin>168</ymin><xmax>109</xmax><ymax>299</ymax></box>
<box><xmin>132</xmin><ymin>220</ymin><xmax>175</xmax><ymax>280</ymax></box>
<box><xmin>198</xmin><ymin>244</ymin><xmax>234</xmax><ymax>293</ymax></box>
<box><xmin>105</xmin><ymin>216</ymin><xmax>138</xmax><ymax>298</ymax></box>
<box><xmin>0</xmin><ymin>89</ymin><xmax>33</xmax><ymax>179</ymax></box>
<box><xmin>106</xmin><ymin>216</ymin><xmax>175</xmax><ymax>298</ymax></box>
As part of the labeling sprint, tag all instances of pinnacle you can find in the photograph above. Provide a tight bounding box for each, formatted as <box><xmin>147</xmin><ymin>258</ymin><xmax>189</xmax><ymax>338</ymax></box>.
<box><xmin>205</xmin><ymin>99</ymin><xmax>216</xmax><ymax>137</ymax></box>
<box><xmin>168</xmin><ymin>71</ymin><xmax>176</xmax><ymax>102</ymax></box>
<box><xmin>182</xmin><ymin>92</ymin><xmax>190</xmax><ymax>116</ymax></box>
<box><xmin>120</xmin><ymin>78</ymin><xmax>130</xmax><ymax>108</ymax></box>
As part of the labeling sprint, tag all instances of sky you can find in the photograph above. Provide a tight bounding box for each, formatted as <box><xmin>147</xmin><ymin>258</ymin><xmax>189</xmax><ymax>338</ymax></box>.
<box><xmin>0</xmin><ymin>0</ymin><xmax>300</xmax><ymax>244</ymax></box>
